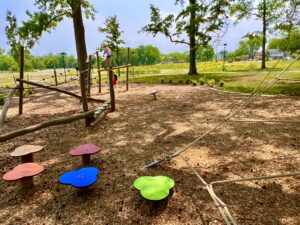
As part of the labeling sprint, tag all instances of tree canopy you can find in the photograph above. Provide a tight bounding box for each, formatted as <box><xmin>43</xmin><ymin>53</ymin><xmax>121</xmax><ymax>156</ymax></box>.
<box><xmin>142</xmin><ymin>0</ymin><xmax>231</xmax><ymax>75</ymax></box>
<box><xmin>230</xmin><ymin>0</ymin><xmax>296</xmax><ymax>68</ymax></box>
<box><xmin>98</xmin><ymin>16</ymin><xmax>125</xmax><ymax>52</ymax></box>
<box><xmin>6</xmin><ymin>0</ymin><xmax>96</xmax><ymax>60</ymax></box>
<box><xmin>268</xmin><ymin>27</ymin><xmax>300</xmax><ymax>53</ymax></box>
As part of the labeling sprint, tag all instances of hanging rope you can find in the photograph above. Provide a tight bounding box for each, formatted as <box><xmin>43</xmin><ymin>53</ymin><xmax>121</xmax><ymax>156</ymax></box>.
<box><xmin>228</xmin><ymin>119</ymin><xmax>300</xmax><ymax>123</ymax></box>
<box><xmin>144</xmin><ymin>55</ymin><xmax>300</xmax><ymax>168</ymax></box>
<box><xmin>144</xmin><ymin>55</ymin><xmax>299</xmax><ymax>224</ymax></box>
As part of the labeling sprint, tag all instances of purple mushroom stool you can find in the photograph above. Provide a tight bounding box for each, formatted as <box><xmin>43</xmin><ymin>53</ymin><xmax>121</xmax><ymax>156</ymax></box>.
<box><xmin>69</xmin><ymin>144</ymin><xmax>101</xmax><ymax>166</ymax></box>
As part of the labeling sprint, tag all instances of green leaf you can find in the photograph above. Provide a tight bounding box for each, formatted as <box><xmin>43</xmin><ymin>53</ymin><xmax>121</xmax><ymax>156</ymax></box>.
<box><xmin>133</xmin><ymin>176</ymin><xmax>175</xmax><ymax>201</ymax></box>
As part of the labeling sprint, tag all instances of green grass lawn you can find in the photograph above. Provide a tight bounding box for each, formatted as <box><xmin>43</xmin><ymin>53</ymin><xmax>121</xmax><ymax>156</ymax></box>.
<box><xmin>1</xmin><ymin>60</ymin><xmax>299</xmax><ymax>95</ymax></box>
<box><xmin>130</xmin><ymin>60</ymin><xmax>300</xmax><ymax>95</ymax></box>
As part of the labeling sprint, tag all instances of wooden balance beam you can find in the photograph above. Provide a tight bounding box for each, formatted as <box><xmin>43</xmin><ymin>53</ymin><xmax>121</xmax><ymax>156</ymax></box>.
<box><xmin>16</xmin><ymin>78</ymin><xmax>105</xmax><ymax>103</ymax></box>
<box><xmin>0</xmin><ymin>100</ymin><xmax>111</xmax><ymax>143</ymax></box>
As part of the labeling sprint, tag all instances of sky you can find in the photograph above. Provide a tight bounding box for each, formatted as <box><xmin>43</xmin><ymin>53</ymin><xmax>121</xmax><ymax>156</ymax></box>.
<box><xmin>0</xmin><ymin>0</ymin><xmax>262</xmax><ymax>56</ymax></box>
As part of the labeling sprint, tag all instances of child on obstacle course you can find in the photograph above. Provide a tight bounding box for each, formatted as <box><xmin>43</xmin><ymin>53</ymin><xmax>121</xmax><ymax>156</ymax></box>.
<box><xmin>113</xmin><ymin>73</ymin><xmax>118</xmax><ymax>88</ymax></box>
<box><xmin>102</xmin><ymin>42</ymin><xmax>112</xmax><ymax>68</ymax></box>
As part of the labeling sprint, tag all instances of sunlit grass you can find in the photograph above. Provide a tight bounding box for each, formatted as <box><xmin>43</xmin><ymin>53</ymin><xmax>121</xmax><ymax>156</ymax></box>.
<box><xmin>1</xmin><ymin>60</ymin><xmax>299</xmax><ymax>95</ymax></box>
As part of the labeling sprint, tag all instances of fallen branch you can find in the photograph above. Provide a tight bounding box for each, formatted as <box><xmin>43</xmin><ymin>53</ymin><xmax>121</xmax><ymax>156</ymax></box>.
<box><xmin>0</xmin><ymin>84</ymin><xmax>19</xmax><ymax>126</ymax></box>
<box><xmin>0</xmin><ymin>99</ymin><xmax>111</xmax><ymax>142</ymax></box>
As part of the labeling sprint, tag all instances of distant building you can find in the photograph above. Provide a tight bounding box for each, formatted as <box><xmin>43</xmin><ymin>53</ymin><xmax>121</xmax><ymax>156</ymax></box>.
<box><xmin>267</xmin><ymin>49</ymin><xmax>284</xmax><ymax>60</ymax></box>
<box><xmin>254</xmin><ymin>49</ymin><xmax>285</xmax><ymax>60</ymax></box>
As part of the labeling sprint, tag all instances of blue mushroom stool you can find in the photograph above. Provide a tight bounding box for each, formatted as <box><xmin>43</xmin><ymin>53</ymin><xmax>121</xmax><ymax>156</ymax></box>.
<box><xmin>59</xmin><ymin>167</ymin><xmax>99</xmax><ymax>188</ymax></box>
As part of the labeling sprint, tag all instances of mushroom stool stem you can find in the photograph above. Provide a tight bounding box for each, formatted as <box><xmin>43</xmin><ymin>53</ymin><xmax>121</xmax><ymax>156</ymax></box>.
<box><xmin>82</xmin><ymin>155</ymin><xmax>91</xmax><ymax>166</ymax></box>
<box><xmin>21</xmin><ymin>153</ymin><xmax>33</xmax><ymax>163</ymax></box>
<box><xmin>21</xmin><ymin>177</ymin><xmax>34</xmax><ymax>189</ymax></box>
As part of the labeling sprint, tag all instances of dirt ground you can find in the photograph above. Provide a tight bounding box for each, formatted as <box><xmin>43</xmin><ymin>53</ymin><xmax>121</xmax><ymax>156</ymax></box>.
<box><xmin>0</xmin><ymin>84</ymin><xmax>299</xmax><ymax>225</ymax></box>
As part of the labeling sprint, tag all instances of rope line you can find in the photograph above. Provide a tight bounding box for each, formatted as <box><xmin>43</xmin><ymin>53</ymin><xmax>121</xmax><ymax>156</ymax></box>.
<box><xmin>144</xmin><ymin>56</ymin><xmax>300</xmax><ymax>224</ymax></box>
<box><xmin>144</xmin><ymin>55</ymin><xmax>300</xmax><ymax>168</ymax></box>
<box><xmin>228</xmin><ymin>119</ymin><xmax>300</xmax><ymax>123</ymax></box>
<box><xmin>210</xmin><ymin>172</ymin><xmax>300</xmax><ymax>186</ymax></box>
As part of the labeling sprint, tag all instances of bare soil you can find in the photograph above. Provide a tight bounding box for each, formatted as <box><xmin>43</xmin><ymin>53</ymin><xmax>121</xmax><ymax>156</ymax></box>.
<box><xmin>0</xmin><ymin>84</ymin><xmax>299</xmax><ymax>225</ymax></box>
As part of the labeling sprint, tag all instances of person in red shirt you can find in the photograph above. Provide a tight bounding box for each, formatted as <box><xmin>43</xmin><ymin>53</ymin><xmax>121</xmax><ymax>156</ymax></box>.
<box><xmin>113</xmin><ymin>73</ymin><xmax>118</xmax><ymax>88</ymax></box>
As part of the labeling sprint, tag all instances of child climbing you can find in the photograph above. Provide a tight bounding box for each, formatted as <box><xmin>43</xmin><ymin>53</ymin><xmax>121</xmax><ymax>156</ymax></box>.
<box><xmin>102</xmin><ymin>43</ymin><xmax>112</xmax><ymax>68</ymax></box>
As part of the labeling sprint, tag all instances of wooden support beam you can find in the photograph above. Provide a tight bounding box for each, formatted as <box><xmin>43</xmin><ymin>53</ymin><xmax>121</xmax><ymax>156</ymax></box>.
<box><xmin>15</xmin><ymin>78</ymin><xmax>104</xmax><ymax>103</ymax></box>
<box><xmin>0</xmin><ymin>85</ymin><xmax>19</xmax><ymax>126</ymax></box>
<box><xmin>98</xmin><ymin>64</ymin><xmax>132</xmax><ymax>73</ymax></box>
<box><xmin>96</xmin><ymin>51</ymin><xmax>102</xmax><ymax>93</ymax></box>
<box><xmin>19</xmin><ymin>46</ymin><xmax>24</xmax><ymax>115</ymax></box>
<box><xmin>54</xmin><ymin>77</ymin><xmax>79</xmax><ymax>86</ymax></box>
<box><xmin>87</xmin><ymin>55</ymin><xmax>92</xmax><ymax>97</ymax></box>
<box><xmin>108</xmin><ymin>68</ymin><xmax>116</xmax><ymax>112</ymax></box>
<box><xmin>0</xmin><ymin>100</ymin><xmax>111</xmax><ymax>142</ymax></box>
<box><xmin>54</xmin><ymin>68</ymin><xmax>58</xmax><ymax>86</ymax></box>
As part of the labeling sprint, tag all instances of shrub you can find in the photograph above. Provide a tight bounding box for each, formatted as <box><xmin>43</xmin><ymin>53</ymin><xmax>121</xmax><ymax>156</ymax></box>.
<box><xmin>191</xmin><ymin>79</ymin><xmax>198</xmax><ymax>86</ymax></box>
<box><xmin>0</xmin><ymin>93</ymin><xmax>6</xmax><ymax>105</ymax></box>
<box><xmin>169</xmin><ymin>80</ymin><xmax>173</xmax><ymax>83</ymax></box>
<box><xmin>14</xmin><ymin>88</ymin><xmax>20</xmax><ymax>96</ymax></box>
<box><xmin>219</xmin><ymin>80</ymin><xmax>225</xmax><ymax>87</ymax></box>
<box><xmin>24</xmin><ymin>87</ymin><xmax>35</xmax><ymax>97</ymax></box>
<box><xmin>207</xmin><ymin>79</ymin><xmax>216</xmax><ymax>87</ymax></box>
<box><xmin>198</xmin><ymin>77</ymin><xmax>207</xmax><ymax>85</ymax></box>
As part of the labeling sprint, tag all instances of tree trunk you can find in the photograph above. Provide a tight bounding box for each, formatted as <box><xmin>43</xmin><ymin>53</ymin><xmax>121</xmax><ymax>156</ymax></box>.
<box><xmin>0</xmin><ymin>85</ymin><xmax>19</xmax><ymax>126</ymax></box>
<box><xmin>71</xmin><ymin>1</ymin><xmax>90</xmax><ymax>126</ymax></box>
<box><xmin>188</xmin><ymin>0</ymin><xmax>198</xmax><ymax>75</ymax></box>
<box><xmin>261</xmin><ymin>0</ymin><xmax>267</xmax><ymax>69</ymax></box>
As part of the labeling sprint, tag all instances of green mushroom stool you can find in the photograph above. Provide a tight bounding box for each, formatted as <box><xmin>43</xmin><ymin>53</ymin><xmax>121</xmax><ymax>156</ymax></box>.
<box><xmin>133</xmin><ymin>176</ymin><xmax>175</xmax><ymax>201</ymax></box>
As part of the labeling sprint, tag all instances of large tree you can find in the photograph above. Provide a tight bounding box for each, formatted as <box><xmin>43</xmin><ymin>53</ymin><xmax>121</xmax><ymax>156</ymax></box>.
<box><xmin>230</xmin><ymin>0</ymin><xmax>286</xmax><ymax>69</ymax></box>
<box><xmin>234</xmin><ymin>33</ymin><xmax>262</xmax><ymax>60</ymax></box>
<box><xmin>275</xmin><ymin>0</ymin><xmax>300</xmax><ymax>34</ymax></box>
<box><xmin>6</xmin><ymin>0</ymin><xmax>96</xmax><ymax>126</ymax></box>
<box><xmin>142</xmin><ymin>0</ymin><xmax>230</xmax><ymax>75</ymax></box>
<box><xmin>268</xmin><ymin>28</ymin><xmax>300</xmax><ymax>53</ymax></box>
<box><xmin>98</xmin><ymin>15</ymin><xmax>125</xmax><ymax>68</ymax></box>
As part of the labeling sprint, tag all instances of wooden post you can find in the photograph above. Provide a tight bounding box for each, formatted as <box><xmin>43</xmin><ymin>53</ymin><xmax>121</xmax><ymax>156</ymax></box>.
<box><xmin>87</xmin><ymin>55</ymin><xmax>92</xmax><ymax>97</ymax></box>
<box><xmin>26</xmin><ymin>75</ymin><xmax>29</xmax><ymax>88</ymax></box>
<box><xmin>54</xmin><ymin>68</ymin><xmax>58</xmax><ymax>86</ymax></box>
<box><xmin>108</xmin><ymin>67</ymin><xmax>115</xmax><ymax>112</ymax></box>
<box><xmin>19</xmin><ymin>46</ymin><xmax>24</xmax><ymax>115</ymax></box>
<box><xmin>126</xmin><ymin>48</ymin><xmax>130</xmax><ymax>91</ymax></box>
<box><xmin>0</xmin><ymin>85</ymin><xmax>19</xmax><ymax>126</ymax></box>
<box><xmin>96</xmin><ymin>51</ymin><xmax>101</xmax><ymax>93</ymax></box>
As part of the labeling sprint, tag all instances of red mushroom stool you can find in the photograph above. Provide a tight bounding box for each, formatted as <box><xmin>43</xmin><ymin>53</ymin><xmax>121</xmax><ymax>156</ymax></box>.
<box><xmin>10</xmin><ymin>145</ymin><xmax>43</xmax><ymax>163</ymax></box>
<box><xmin>69</xmin><ymin>144</ymin><xmax>101</xmax><ymax>166</ymax></box>
<box><xmin>3</xmin><ymin>163</ymin><xmax>44</xmax><ymax>189</ymax></box>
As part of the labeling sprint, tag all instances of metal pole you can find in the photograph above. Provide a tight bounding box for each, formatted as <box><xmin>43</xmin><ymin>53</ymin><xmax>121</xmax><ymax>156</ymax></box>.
<box><xmin>223</xmin><ymin>43</ymin><xmax>227</xmax><ymax>71</ymax></box>
<box><xmin>61</xmin><ymin>52</ymin><xmax>67</xmax><ymax>82</ymax></box>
